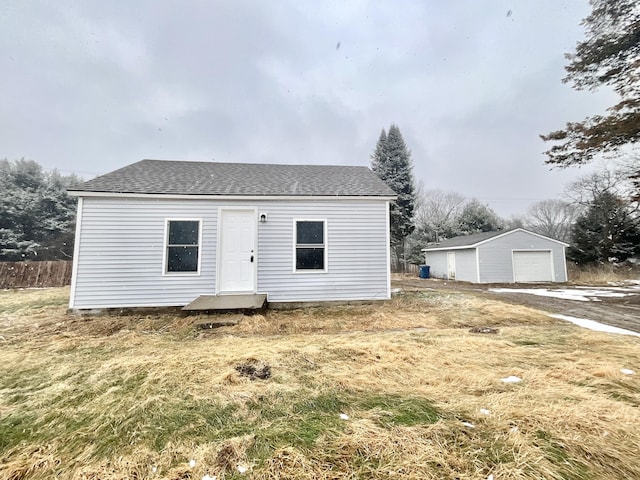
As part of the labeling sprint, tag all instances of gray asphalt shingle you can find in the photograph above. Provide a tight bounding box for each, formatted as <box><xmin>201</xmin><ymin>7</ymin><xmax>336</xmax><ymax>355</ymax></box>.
<box><xmin>423</xmin><ymin>230</ymin><xmax>508</xmax><ymax>249</ymax></box>
<box><xmin>69</xmin><ymin>159</ymin><xmax>396</xmax><ymax>197</ymax></box>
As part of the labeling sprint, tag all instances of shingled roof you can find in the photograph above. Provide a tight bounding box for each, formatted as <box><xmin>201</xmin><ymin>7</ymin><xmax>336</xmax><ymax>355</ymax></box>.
<box><xmin>69</xmin><ymin>160</ymin><xmax>396</xmax><ymax>197</ymax></box>
<box><xmin>422</xmin><ymin>230</ymin><xmax>510</xmax><ymax>251</ymax></box>
<box><xmin>422</xmin><ymin>228</ymin><xmax>569</xmax><ymax>251</ymax></box>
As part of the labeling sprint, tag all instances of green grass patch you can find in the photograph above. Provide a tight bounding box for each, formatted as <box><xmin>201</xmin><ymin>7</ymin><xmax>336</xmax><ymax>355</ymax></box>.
<box><xmin>0</xmin><ymin>365</ymin><xmax>52</xmax><ymax>398</ymax></box>
<box><xmin>505</xmin><ymin>330</ymin><xmax>571</xmax><ymax>347</ymax></box>
<box><xmin>0</xmin><ymin>411</ymin><xmax>39</xmax><ymax>452</ymax></box>
<box><xmin>247</xmin><ymin>392</ymin><xmax>347</xmax><ymax>459</ymax></box>
<box><xmin>512</xmin><ymin>339</ymin><xmax>543</xmax><ymax>346</ymax></box>
<box><xmin>355</xmin><ymin>393</ymin><xmax>441</xmax><ymax>427</ymax></box>
<box><xmin>599</xmin><ymin>379</ymin><xmax>640</xmax><ymax>407</ymax></box>
<box><xmin>246</xmin><ymin>391</ymin><xmax>441</xmax><ymax>463</ymax></box>
<box><xmin>534</xmin><ymin>430</ymin><xmax>591</xmax><ymax>480</ymax></box>
<box><xmin>1</xmin><ymin>378</ymin><xmax>441</xmax><ymax>467</ymax></box>
<box><xmin>0</xmin><ymin>289</ymin><xmax>68</xmax><ymax>314</ymax></box>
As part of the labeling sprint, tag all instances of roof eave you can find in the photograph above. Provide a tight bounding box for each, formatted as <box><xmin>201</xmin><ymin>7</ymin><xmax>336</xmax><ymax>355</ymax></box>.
<box><xmin>67</xmin><ymin>190</ymin><xmax>397</xmax><ymax>201</ymax></box>
<box><xmin>422</xmin><ymin>245</ymin><xmax>479</xmax><ymax>252</ymax></box>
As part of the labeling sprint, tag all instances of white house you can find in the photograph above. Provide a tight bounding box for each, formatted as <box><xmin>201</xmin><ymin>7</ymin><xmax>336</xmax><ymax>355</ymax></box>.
<box><xmin>421</xmin><ymin>229</ymin><xmax>569</xmax><ymax>283</ymax></box>
<box><xmin>67</xmin><ymin>159</ymin><xmax>396</xmax><ymax>310</ymax></box>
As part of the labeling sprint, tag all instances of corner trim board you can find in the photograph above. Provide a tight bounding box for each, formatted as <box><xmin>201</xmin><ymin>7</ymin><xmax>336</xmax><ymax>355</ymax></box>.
<box><xmin>68</xmin><ymin>197</ymin><xmax>83</xmax><ymax>309</ymax></box>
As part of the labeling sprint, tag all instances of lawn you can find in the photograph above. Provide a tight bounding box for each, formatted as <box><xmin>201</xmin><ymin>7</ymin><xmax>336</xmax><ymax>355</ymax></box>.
<box><xmin>1</xmin><ymin>287</ymin><xmax>639</xmax><ymax>479</ymax></box>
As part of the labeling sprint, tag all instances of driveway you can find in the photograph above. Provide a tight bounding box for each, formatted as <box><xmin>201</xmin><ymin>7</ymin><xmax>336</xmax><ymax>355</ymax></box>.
<box><xmin>393</xmin><ymin>277</ymin><xmax>640</xmax><ymax>334</ymax></box>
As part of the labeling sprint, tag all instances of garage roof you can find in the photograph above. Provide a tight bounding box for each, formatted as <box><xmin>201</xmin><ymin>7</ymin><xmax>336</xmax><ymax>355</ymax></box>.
<box><xmin>422</xmin><ymin>228</ymin><xmax>569</xmax><ymax>252</ymax></box>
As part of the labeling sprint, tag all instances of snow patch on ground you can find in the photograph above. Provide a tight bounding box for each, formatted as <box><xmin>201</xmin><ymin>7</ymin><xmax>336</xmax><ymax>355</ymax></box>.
<box><xmin>608</xmin><ymin>279</ymin><xmax>640</xmax><ymax>288</ymax></box>
<box><xmin>490</xmin><ymin>287</ymin><xmax>634</xmax><ymax>302</ymax></box>
<box><xmin>501</xmin><ymin>375</ymin><xmax>522</xmax><ymax>383</ymax></box>
<box><xmin>549</xmin><ymin>314</ymin><xmax>640</xmax><ymax>338</ymax></box>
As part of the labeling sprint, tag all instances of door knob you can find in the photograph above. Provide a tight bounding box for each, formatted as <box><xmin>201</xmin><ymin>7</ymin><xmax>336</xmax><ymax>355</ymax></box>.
<box><xmin>250</xmin><ymin>255</ymin><xmax>254</xmax><ymax>263</ymax></box>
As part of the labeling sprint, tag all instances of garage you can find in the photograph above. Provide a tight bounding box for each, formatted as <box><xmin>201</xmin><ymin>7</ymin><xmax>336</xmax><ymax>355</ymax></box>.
<box><xmin>513</xmin><ymin>250</ymin><xmax>553</xmax><ymax>282</ymax></box>
<box><xmin>422</xmin><ymin>228</ymin><xmax>569</xmax><ymax>283</ymax></box>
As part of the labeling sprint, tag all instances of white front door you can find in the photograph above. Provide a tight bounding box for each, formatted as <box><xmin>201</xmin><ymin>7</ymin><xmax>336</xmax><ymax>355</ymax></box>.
<box><xmin>447</xmin><ymin>252</ymin><xmax>456</xmax><ymax>280</ymax></box>
<box><xmin>218</xmin><ymin>209</ymin><xmax>256</xmax><ymax>293</ymax></box>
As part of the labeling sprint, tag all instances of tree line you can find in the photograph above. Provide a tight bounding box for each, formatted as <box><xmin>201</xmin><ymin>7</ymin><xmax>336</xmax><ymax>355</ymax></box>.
<box><xmin>1</xmin><ymin>156</ymin><xmax>638</xmax><ymax>268</ymax></box>
<box><xmin>412</xmin><ymin>168</ymin><xmax>639</xmax><ymax>266</ymax></box>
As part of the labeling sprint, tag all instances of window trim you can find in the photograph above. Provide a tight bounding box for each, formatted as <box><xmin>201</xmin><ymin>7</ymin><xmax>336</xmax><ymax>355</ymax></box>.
<box><xmin>162</xmin><ymin>218</ymin><xmax>203</xmax><ymax>276</ymax></box>
<box><xmin>293</xmin><ymin>218</ymin><xmax>328</xmax><ymax>273</ymax></box>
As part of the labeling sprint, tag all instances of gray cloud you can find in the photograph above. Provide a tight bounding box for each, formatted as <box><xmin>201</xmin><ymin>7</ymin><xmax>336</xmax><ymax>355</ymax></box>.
<box><xmin>0</xmin><ymin>0</ymin><xmax>614</xmax><ymax>215</ymax></box>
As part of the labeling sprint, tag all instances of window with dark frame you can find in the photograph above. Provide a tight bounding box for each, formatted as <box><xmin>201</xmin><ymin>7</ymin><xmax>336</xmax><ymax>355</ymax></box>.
<box><xmin>295</xmin><ymin>220</ymin><xmax>325</xmax><ymax>270</ymax></box>
<box><xmin>166</xmin><ymin>220</ymin><xmax>200</xmax><ymax>273</ymax></box>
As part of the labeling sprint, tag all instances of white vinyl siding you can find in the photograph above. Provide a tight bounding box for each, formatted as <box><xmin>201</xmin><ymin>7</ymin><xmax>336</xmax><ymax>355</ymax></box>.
<box><xmin>423</xmin><ymin>251</ymin><xmax>447</xmax><ymax>280</ymax></box>
<box><xmin>477</xmin><ymin>230</ymin><xmax>567</xmax><ymax>283</ymax></box>
<box><xmin>258</xmin><ymin>202</ymin><xmax>389</xmax><ymax>303</ymax></box>
<box><xmin>70</xmin><ymin>197</ymin><xmax>390</xmax><ymax>308</ymax></box>
<box><xmin>424</xmin><ymin>249</ymin><xmax>477</xmax><ymax>282</ymax></box>
<box><xmin>71</xmin><ymin>199</ymin><xmax>216</xmax><ymax>308</ymax></box>
<box><xmin>451</xmin><ymin>249</ymin><xmax>476</xmax><ymax>282</ymax></box>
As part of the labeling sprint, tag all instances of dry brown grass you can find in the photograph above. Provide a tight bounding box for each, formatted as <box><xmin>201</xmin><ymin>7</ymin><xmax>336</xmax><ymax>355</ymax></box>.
<box><xmin>567</xmin><ymin>262</ymin><xmax>640</xmax><ymax>284</ymax></box>
<box><xmin>1</xmin><ymin>287</ymin><xmax>640</xmax><ymax>479</ymax></box>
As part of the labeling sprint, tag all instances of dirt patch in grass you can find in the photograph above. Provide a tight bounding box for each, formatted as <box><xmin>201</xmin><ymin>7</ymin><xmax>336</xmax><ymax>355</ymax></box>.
<box><xmin>235</xmin><ymin>359</ymin><xmax>272</xmax><ymax>381</ymax></box>
<box><xmin>1</xmin><ymin>287</ymin><xmax>640</xmax><ymax>479</ymax></box>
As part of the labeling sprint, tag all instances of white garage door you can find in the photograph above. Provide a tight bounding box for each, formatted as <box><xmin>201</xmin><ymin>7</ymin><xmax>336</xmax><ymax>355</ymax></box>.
<box><xmin>513</xmin><ymin>251</ymin><xmax>553</xmax><ymax>282</ymax></box>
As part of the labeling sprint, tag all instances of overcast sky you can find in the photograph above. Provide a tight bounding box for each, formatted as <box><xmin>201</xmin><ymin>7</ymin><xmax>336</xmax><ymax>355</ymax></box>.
<box><xmin>1</xmin><ymin>1</ymin><xmax>615</xmax><ymax>216</ymax></box>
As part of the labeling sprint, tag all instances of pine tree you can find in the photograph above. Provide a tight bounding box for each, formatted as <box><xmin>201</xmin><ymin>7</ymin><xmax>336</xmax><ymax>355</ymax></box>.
<box><xmin>541</xmin><ymin>0</ymin><xmax>640</xmax><ymax>199</ymax></box>
<box><xmin>370</xmin><ymin>124</ymin><xmax>416</xmax><ymax>269</ymax></box>
<box><xmin>370</xmin><ymin>129</ymin><xmax>387</xmax><ymax>173</ymax></box>
<box><xmin>0</xmin><ymin>159</ymin><xmax>79</xmax><ymax>261</ymax></box>
<box><xmin>457</xmin><ymin>199</ymin><xmax>505</xmax><ymax>235</ymax></box>
<box><xmin>568</xmin><ymin>191</ymin><xmax>640</xmax><ymax>264</ymax></box>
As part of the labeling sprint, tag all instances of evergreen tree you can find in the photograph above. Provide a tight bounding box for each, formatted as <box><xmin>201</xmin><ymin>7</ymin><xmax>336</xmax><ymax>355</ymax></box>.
<box><xmin>370</xmin><ymin>124</ymin><xmax>416</xmax><ymax>269</ymax></box>
<box><xmin>370</xmin><ymin>129</ymin><xmax>387</xmax><ymax>173</ymax></box>
<box><xmin>568</xmin><ymin>191</ymin><xmax>640</xmax><ymax>264</ymax></box>
<box><xmin>541</xmin><ymin>0</ymin><xmax>640</xmax><ymax>199</ymax></box>
<box><xmin>0</xmin><ymin>159</ymin><xmax>79</xmax><ymax>261</ymax></box>
<box><xmin>457</xmin><ymin>199</ymin><xmax>504</xmax><ymax>235</ymax></box>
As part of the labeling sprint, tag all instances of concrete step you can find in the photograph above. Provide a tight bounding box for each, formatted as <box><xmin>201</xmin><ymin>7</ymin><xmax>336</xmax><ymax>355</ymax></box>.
<box><xmin>182</xmin><ymin>294</ymin><xmax>267</xmax><ymax>312</ymax></box>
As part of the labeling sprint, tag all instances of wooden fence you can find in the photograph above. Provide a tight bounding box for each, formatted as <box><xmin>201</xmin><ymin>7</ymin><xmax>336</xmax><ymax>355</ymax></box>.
<box><xmin>390</xmin><ymin>263</ymin><xmax>420</xmax><ymax>275</ymax></box>
<box><xmin>0</xmin><ymin>261</ymin><xmax>73</xmax><ymax>289</ymax></box>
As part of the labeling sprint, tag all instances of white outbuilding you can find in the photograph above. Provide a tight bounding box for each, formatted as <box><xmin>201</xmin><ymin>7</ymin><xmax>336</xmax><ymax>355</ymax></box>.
<box><xmin>421</xmin><ymin>228</ymin><xmax>569</xmax><ymax>283</ymax></box>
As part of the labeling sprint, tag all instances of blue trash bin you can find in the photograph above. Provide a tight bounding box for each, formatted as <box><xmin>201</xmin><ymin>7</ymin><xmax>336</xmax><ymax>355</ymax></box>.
<box><xmin>419</xmin><ymin>265</ymin><xmax>430</xmax><ymax>279</ymax></box>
